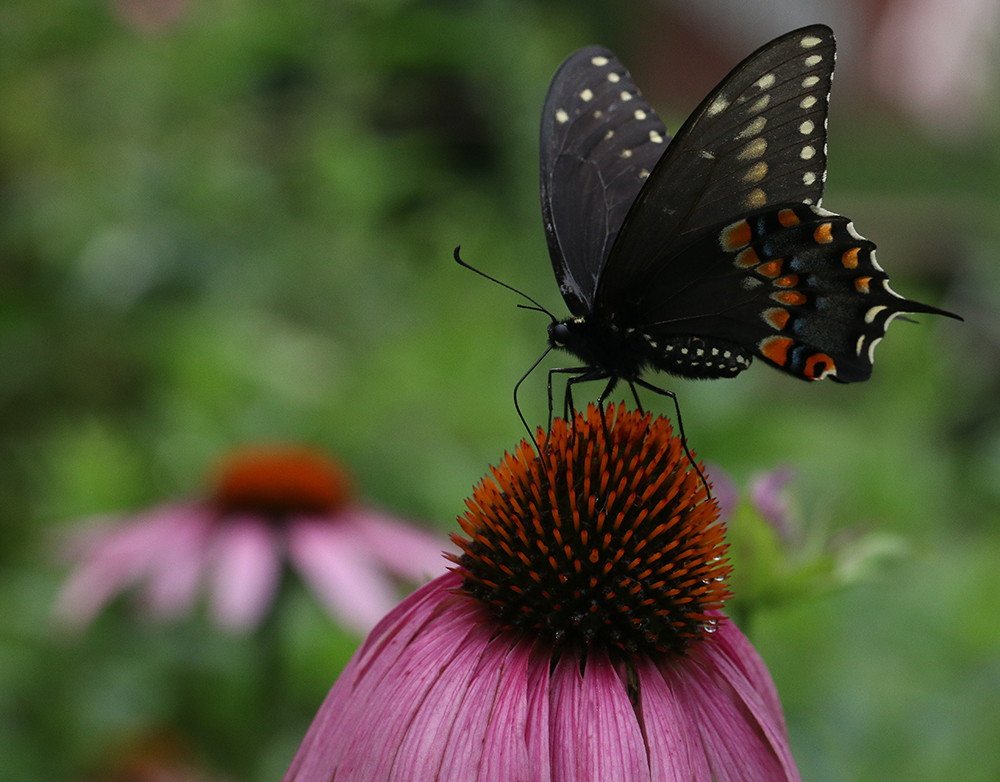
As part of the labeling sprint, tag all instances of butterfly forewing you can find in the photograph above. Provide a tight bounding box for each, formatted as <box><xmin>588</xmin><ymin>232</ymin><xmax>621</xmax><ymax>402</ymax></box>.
<box><xmin>540</xmin><ymin>45</ymin><xmax>673</xmax><ymax>315</ymax></box>
<box><xmin>595</xmin><ymin>25</ymin><xmax>837</xmax><ymax>316</ymax></box>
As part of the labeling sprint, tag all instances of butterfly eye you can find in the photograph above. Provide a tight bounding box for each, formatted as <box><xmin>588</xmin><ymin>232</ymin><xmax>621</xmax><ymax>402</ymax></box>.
<box><xmin>548</xmin><ymin>321</ymin><xmax>572</xmax><ymax>347</ymax></box>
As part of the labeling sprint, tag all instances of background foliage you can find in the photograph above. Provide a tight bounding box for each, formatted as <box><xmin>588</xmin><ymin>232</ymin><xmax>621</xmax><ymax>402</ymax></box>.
<box><xmin>0</xmin><ymin>0</ymin><xmax>995</xmax><ymax>780</ymax></box>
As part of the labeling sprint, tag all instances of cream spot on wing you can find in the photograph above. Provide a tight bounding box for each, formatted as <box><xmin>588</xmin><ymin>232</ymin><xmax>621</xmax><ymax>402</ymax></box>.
<box><xmin>620</xmin><ymin>91</ymin><xmax>633</xmax><ymax>101</ymax></box>
<box><xmin>749</xmin><ymin>95</ymin><xmax>770</xmax><ymax>113</ymax></box>
<box><xmin>867</xmin><ymin>336</ymin><xmax>882</xmax><ymax>363</ymax></box>
<box><xmin>865</xmin><ymin>305</ymin><xmax>887</xmax><ymax>324</ymax></box>
<box><xmin>804</xmin><ymin>54</ymin><xmax>823</xmax><ymax>67</ymax></box>
<box><xmin>737</xmin><ymin>138</ymin><xmax>768</xmax><ymax>160</ymax></box>
<box><xmin>607</xmin><ymin>72</ymin><xmax>620</xmax><ymax>83</ymax></box>
<box><xmin>634</xmin><ymin>109</ymin><xmax>647</xmax><ymax>120</ymax></box>
<box><xmin>555</xmin><ymin>109</ymin><xmax>569</xmax><ymax>123</ymax></box>
<box><xmin>745</xmin><ymin>188</ymin><xmax>767</xmax><ymax>208</ymax></box>
<box><xmin>801</xmin><ymin>35</ymin><xmax>823</xmax><ymax>48</ymax></box>
<box><xmin>649</xmin><ymin>130</ymin><xmax>664</xmax><ymax>143</ymax></box>
<box><xmin>707</xmin><ymin>96</ymin><xmax>729</xmax><ymax>116</ymax></box>
<box><xmin>591</xmin><ymin>55</ymin><xmax>609</xmax><ymax>66</ymax></box>
<box><xmin>800</xmin><ymin>95</ymin><xmax>818</xmax><ymax>109</ymax></box>
<box><xmin>800</xmin><ymin>145</ymin><xmax>816</xmax><ymax>160</ymax></box>
<box><xmin>744</xmin><ymin>162</ymin><xmax>768</xmax><ymax>182</ymax></box>
<box><xmin>736</xmin><ymin>116</ymin><xmax>766</xmax><ymax>139</ymax></box>
<box><xmin>799</xmin><ymin>120</ymin><xmax>815</xmax><ymax>135</ymax></box>
<box><xmin>580</xmin><ymin>88</ymin><xmax>593</xmax><ymax>102</ymax></box>
<box><xmin>802</xmin><ymin>171</ymin><xmax>816</xmax><ymax>185</ymax></box>
<box><xmin>621</xmin><ymin>149</ymin><xmax>633</xmax><ymax>158</ymax></box>
<box><xmin>802</xmin><ymin>75</ymin><xmax>820</xmax><ymax>88</ymax></box>
<box><xmin>755</xmin><ymin>73</ymin><xmax>776</xmax><ymax>89</ymax></box>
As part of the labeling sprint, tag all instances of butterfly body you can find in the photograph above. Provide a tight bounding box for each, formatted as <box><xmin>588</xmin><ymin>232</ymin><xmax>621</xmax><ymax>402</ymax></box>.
<box><xmin>536</xmin><ymin>25</ymin><xmax>959</xmax><ymax>413</ymax></box>
<box><xmin>549</xmin><ymin>317</ymin><xmax>752</xmax><ymax>382</ymax></box>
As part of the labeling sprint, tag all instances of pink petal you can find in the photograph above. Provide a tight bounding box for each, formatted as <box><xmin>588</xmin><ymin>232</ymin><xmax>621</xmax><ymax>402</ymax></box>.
<box><xmin>549</xmin><ymin>646</ymin><xmax>651</xmax><ymax>782</ymax></box>
<box><xmin>52</xmin><ymin>504</ymin><xmax>206</xmax><ymax>629</ymax></box>
<box><xmin>205</xmin><ymin>516</ymin><xmax>282</xmax><ymax>632</ymax></box>
<box><xmin>388</xmin><ymin>621</ymin><xmax>499</xmax><ymax>779</ymax></box>
<box><xmin>667</xmin><ymin>653</ymin><xmax>795</xmax><ymax>782</ymax></box>
<box><xmin>712</xmin><ymin>618</ymin><xmax>787</xmax><ymax>733</ymax></box>
<box><xmin>429</xmin><ymin>631</ymin><xmax>542</xmax><ymax>782</ymax></box>
<box><xmin>335</xmin><ymin>508</ymin><xmax>450</xmax><ymax>582</ymax></box>
<box><xmin>285</xmin><ymin>576</ymin><xmax>489</xmax><ymax>781</ymax></box>
<box><xmin>284</xmin><ymin>575</ymin><xmax>465</xmax><ymax>782</ymax></box>
<box><xmin>634</xmin><ymin>655</ymin><xmax>711</xmax><ymax>782</ymax></box>
<box><xmin>141</xmin><ymin>513</ymin><xmax>211</xmax><ymax>619</ymax></box>
<box><xmin>287</xmin><ymin>518</ymin><xmax>402</xmax><ymax>633</ymax></box>
<box><xmin>699</xmin><ymin>623</ymin><xmax>800</xmax><ymax>780</ymax></box>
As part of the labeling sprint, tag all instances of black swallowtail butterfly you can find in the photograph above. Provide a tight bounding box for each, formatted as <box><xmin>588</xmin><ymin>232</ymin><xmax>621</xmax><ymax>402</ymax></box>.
<box><xmin>457</xmin><ymin>24</ymin><xmax>960</xmax><ymax>432</ymax></box>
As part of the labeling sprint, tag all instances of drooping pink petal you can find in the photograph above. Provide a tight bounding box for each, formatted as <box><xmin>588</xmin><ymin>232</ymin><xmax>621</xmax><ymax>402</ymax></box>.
<box><xmin>52</xmin><ymin>504</ymin><xmax>205</xmax><ymax>629</ymax></box>
<box><xmin>711</xmin><ymin>618</ymin><xmax>787</xmax><ymax>733</ymax></box>
<box><xmin>549</xmin><ymin>646</ymin><xmax>652</xmax><ymax>782</ymax></box>
<box><xmin>387</xmin><ymin>621</ymin><xmax>500</xmax><ymax>780</ymax></box>
<box><xmin>205</xmin><ymin>515</ymin><xmax>283</xmax><ymax>632</ymax></box>
<box><xmin>700</xmin><ymin>622</ymin><xmax>799</xmax><ymax>780</ymax></box>
<box><xmin>141</xmin><ymin>512</ymin><xmax>211</xmax><ymax>619</ymax></box>
<box><xmin>287</xmin><ymin>518</ymin><xmax>401</xmax><ymax>633</ymax></box>
<box><xmin>446</xmin><ymin>635</ymin><xmax>540</xmax><ymax>782</ymax></box>
<box><xmin>284</xmin><ymin>575</ymin><xmax>465</xmax><ymax>782</ymax></box>
<box><xmin>666</xmin><ymin>650</ymin><xmax>795</xmax><ymax>782</ymax></box>
<box><xmin>284</xmin><ymin>575</ymin><xmax>492</xmax><ymax>782</ymax></box>
<box><xmin>336</xmin><ymin>508</ymin><xmax>449</xmax><ymax>582</ymax></box>
<box><xmin>634</xmin><ymin>654</ymin><xmax>711</xmax><ymax>782</ymax></box>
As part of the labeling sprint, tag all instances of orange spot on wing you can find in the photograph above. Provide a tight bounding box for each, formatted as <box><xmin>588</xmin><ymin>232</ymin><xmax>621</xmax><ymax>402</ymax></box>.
<box><xmin>804</xmin><ymin>353</ymin><xmax>836</xmax><ymax>379</ymax></box>
<box><xmin>855</xmin><ymin>276</ymin><xmax>872</xmax><ymax>293</ymax></box>
<box><xmin>734</xmin><ymin>247</ymin><xmax>760</xmax><ymax>268</ymax></box>
<box><xmin>721</xmin><ymin>220</ymin><xmax>752</xmax><ymax>251</ymax></box>
<box><xmin>758</xmin><ymin>260</ymin><xmax>783</xmax><ymax>277</ymax></box>
<box><xmin>841</xmin><ymin>248</ymin><xmax>860</xmax><ymax>269</ymax></box>
<box><xmin>763</xmin><ymin>308</ymin><xmax>790</xmax><ymax>330</ymax></box>
<box><xmin>774</xmin><ymin>275</ymin><xmax>799</xmax><ymax>288</ymax></box>
<box><xmin>778</xmin><ymin>209</ymin><xmax>801</xmax><ymax>227</ymax></box>
<box><xmin>813</xmin><ymin>223</ymin><xmax>833</xmax><ymax>243</ymax></box>
<box><xmin>759</xmin><ymin>336</ymin><xmax>794</xmax><ymax>366</ymax></box>
<box><xmin>772</xmin><ymin>291</ymin><xmax>807</xmax><ymax>306</ymax></box>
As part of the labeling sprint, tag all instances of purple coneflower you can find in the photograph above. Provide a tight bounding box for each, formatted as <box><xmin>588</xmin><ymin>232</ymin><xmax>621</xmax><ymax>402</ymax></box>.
<box><xmin>283</xmin><ymin>405</ymin><xmax>801</xmax><ymax>781</ymax></box>
<box><xmin>53</xmin><ymin>446</ymin><xmax>448</xmax><ymax>634</ymax></box>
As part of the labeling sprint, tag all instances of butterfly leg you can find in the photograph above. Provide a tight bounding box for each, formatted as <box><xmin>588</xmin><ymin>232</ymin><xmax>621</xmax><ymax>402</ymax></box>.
<box><xmin>546</xmin><ymin>366</ymin><xmax>591</xmax><ymax>431</ymax></box>
<box><xmin>627</xmin><ymin>381</ymin><xmax>645</xmax><ymax>415</ymax></box>
<box><xmin>633</xmin><ymin>378</ymin><xmax>712</xmax><ymax>499</ymax></box>
<box><xmin>593</xmin><ymin>375</ymin><xmax>621</xmax><ymax>440</ymax></box>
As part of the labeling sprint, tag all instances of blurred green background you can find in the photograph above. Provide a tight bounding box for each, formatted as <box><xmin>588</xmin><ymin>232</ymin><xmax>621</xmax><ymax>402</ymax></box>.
<box><xmin>0</xmin><ymin>0</ymin><xmax>994</xmax><ymax>780</ymax></box>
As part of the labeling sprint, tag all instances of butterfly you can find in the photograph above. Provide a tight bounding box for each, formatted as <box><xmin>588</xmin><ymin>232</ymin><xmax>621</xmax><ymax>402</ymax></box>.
<box><xmin>457</xmin><ymin>24</ymin><xmax>960</xmax><ymax>434</ymax></box>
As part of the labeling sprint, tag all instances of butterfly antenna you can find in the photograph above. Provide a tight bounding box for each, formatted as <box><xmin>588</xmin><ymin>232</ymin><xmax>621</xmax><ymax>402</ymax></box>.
<box><xmin>454</xmin><ymin>246</ymin><xmax>556</xmax><ymax>322</ymax></box>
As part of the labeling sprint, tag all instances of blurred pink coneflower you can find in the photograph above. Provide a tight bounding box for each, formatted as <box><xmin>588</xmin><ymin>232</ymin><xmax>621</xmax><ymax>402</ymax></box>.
<box><xmin>54</xmin><ymin>446</ymin><xmax>448</xmax><ymax>634</ymax></box>
<box><xmin>283</xmin><ymin>405</ymin><xmax>801</xmax><ymax>782</ymax></box>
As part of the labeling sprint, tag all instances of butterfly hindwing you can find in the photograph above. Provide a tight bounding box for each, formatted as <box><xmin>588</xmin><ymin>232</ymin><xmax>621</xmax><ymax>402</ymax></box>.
<box><xmin>540</xmin><ymin>46</ymin><xmax>672</xmax><ymax>315</ymax></box>
<box><xmin>636</xmin><ymin>204</ymin><xmax>954</xmax><ymax>382</ymax></box>
<box><xmin>595</xmin><ymin>25</ymin><xmax>837</xmax><ymax>316</ymax></box>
